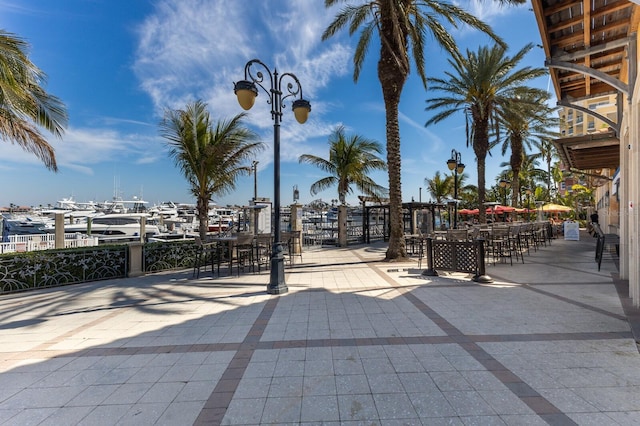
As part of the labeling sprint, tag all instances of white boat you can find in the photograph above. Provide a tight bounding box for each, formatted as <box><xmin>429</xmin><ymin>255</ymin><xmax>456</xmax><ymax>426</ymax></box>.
<box><xmin>64</xmin><ymin>213</ymin><xmax>160</xmax><ymax>242</ymax></box>
<box><xmin>2</xmin><ymin>215</ymin><xmax>54</xmax><ymax>242</ymax></box>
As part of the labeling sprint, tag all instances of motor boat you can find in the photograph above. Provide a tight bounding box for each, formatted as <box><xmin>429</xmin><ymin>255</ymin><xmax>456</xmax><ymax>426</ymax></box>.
<box><xmin>64</xmin><ymin>213</ymin><xmax>160</xmax><ymax>242</ymax></box>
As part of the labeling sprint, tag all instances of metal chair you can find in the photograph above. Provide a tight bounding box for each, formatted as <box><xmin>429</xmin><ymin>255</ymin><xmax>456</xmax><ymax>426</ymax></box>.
<box><xmin>193</xmin><ymin>236</ymin><xmax>218</xmax><ymax>278</ymax></box>
<box><xmin>234</xmin><ymin>233</ymin><xmax>256</xmax><ymax>275</ymax></box>
<box><xmin>254</xmin><ymin>233</ymin><xmax>272</xmax><ymax>272</ymax></box>
<box><xmin>281</xmin><ymin>231</ymin><xmax>303</xmax><ymax>266</ymax></box>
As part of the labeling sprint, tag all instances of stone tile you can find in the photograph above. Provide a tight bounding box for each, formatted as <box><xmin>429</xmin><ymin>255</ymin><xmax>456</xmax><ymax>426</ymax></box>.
<box><xmin>158</xmin><ymin>364</ymin><xmax>199</xmax><ymax>382</ymax></box>
<box><xmin>335</xmin><ymin>374</ymin><xmax>371</xmax><ymax>395</ymax></box>
<box><xmin>443</xmin><ymin>390</ymin><xmax>496</xmax><ymax>416</ymax></box>
<box><xmin>221</xmin><ymin>397</ymin><xmax>266</xmax><ymax>425</ymax></box>
<box><xmin>478</xmin><ymin>390</ymin><xmax>536</xmax><ymax>415</ymax></box>
<box><xmin>333</xmin><ymin>358</ymin><xmax>365</xmax><ymax>375</ymax></box>
<box><xmin>301</xmin><ymin>395</ymin><xmax>340</xmax><ymax>422</ymax></box>
<box><xmin>234</xmin><ymin>377</ymin><xmax>272</xmax><ymax>399</ymax></box>
<box><xmin>430</xmin><ymin>371</ymin><xmax>474</xmax><ymax>391</ymax></box>
<box><xmin>118</xmin><ymin>402</ymin><xmax>168</xmax><ymax>425</ymax></box>
<box><xmin>273</xmin><ymin>360</ymin><xmax>304</xmax><ymax>377</ymax></box>
<box><xmin>66</xmin><ymin>384</ymin><xmax>119</xmax><ymax>406</ymax></box>
<box><xmin>102</xmin><ymin>382</ymin><xmax>151</xmax><ymax>405</ymax></box>
<box><xmin>367</xmin><ymin>373</ymin><xmax>405</xmax><ymax>393</ymax></box>
<box><xmin>39</xmin><ymin>406</ymin><xmax>94</xmax><ymax>426</ymax></box>
<box><xmin>138</xmin><ymin>381</ymin><xmax>185</xmax><ymax>403</ymax></box>
<box><xmin>372</xmin><ymin>393</ymin><xmax>418</xmax><ymax>420</ymax></box>
<box><xmin>2</xmin><ymin>386</ymin><xmax>83</xmax><ymax>409</ymax></box>
<box><xmin>126</xmin><ymin>365</ymin><xmax>171</xmax><ymax>383</ymax></box>
<box><xmin>260</xmin><ymin>396</ymin><xmax>301</xmax><ymax>424</ymax></box>
<box><xmin>78</xmin><ymin>404</ymin><xmax>131</xmax><ymax>425</ymax></box>
<box><xmin>155</xmin><ymin>401</ymin><xmax>204</xmax><ymax>425</ymax></box>
<box><xmin>303</xmin><ymin>375</ymin><xmax>336</xmax><ymax>396</ymax></box>
<box><xmin>268</xmin><ymin>376</ymin><xmax>303</xmax><ymax>398</ymax></box>
<box><xmin>0</xmin><ymin>406</ymin><xmax>51</xmax><ymax>426</ymax></box>
<box><xmin>337</xmin><ymin>393</ymin><xmax>378</xmax><ymax>421</ymax></box>
<box><xmin>408</xmin><ymin>391</ymin><xmax>456</xmax><ymax>418</ymax></box>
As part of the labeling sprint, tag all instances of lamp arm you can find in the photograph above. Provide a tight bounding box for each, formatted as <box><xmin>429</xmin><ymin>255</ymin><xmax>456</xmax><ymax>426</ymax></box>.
<box><xmin>244</xmin><ymin>59</ymin><xmax>275</xmax><ymax>100</ymax></box>
<box><xmin>278</xmin><ymin>72</ymin><xmax>304</xmax><ymax>108</ymax></box>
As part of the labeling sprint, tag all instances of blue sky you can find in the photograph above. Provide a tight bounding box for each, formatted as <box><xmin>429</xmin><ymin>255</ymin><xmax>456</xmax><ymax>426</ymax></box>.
<box><xmin>0</xmin><ymin>0</ymin><xmax>551</xmax><ymax>209</ymax></box>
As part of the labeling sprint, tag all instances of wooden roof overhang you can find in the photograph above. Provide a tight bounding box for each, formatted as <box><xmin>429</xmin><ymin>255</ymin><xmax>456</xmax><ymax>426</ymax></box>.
<box><xmin>532</xmin><ymin>0</ymin><xmax>639</xmax><ymax>170</ymax></box>
<box><xmin>552</xmin><ymin>129</ymin><xmax>620</xmax><ymax>170</ymax></box>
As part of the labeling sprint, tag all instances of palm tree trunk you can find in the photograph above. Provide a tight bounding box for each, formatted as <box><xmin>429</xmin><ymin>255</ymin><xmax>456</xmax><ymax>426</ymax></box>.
<box><xmin>473</xmin><ymin>118</ymin><xmax>489</xmax><ymax>224</ymax></box>
<box><xmin>197</xmin><ymin>196</ymin><xmax>208</xmax><ymax>240</ymax></box>
<box><xmin>510</xmin><ymin>143</ymin><xmax>522</xmax><ymax>207</ymax></box>
<box><xmin>383</xmin><ymin>99</ymin><xmax>406</xmax><ymax>259</ymax></box>
<box><xmin>378</xmin><ymin>50</ymin><xmax>407</xmax><ymax>260</ymax></box>
<box><xmin>546</xmin><ymin>156</ymin><xmax>552</xmax><ymax>202</ymax></box>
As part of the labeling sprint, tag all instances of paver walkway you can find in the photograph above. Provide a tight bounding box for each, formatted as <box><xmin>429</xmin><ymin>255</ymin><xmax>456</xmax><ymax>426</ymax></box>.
<box><xmin>1</xmin><ymin>232</ymin><xmax>638</xmax><ymax>425</ymax></box>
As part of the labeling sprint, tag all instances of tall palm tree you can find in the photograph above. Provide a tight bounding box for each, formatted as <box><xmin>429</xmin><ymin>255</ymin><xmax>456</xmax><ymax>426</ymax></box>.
<box><xmin>160</xmin><ymin>100</ymin><xmax>263</xmax><ymax>239</ymax></box>
<box><xmin>425</xmin><ymin>43</ymin><xmax>547</xmax><ymax>223</ymax></box>
<box><xmin>495</xmin><ymin>92</ymin><xmax>558</xmax><ymax>206</ymax></box>
<box><xmin>0</xmin><ymin>30</ymin><xmax>67</xmax><ymax>171</ymax></box>
<box><xmin>299</xmin><ymin>125</ymin><xmax>387</xmax><ymax>204</ymax></box>
<box><xmin>322</xmin><ymin>0</ymin><xmax>506</xmax><ymax>260</ymax></box>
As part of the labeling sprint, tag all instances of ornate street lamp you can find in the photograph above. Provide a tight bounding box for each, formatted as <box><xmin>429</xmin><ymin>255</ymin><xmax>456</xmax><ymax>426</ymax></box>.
<box><xmin>499</xmin><ymin>179</ymin><xmax>511</xmax><ymax>221</ymax></box>
<box><xmin>524</xmin><ymin>187</ymin><xmax>533</xmax><ymax>222</ymax></box>
<box><xmin>234</xmin><ymin>59</ymin><xmax>311</xmax><ymax>294</ymax></box>
<box><xmin>446</xmin><ymin>149</ymin><xmax>465</xmax><ymax>229</ymax></box>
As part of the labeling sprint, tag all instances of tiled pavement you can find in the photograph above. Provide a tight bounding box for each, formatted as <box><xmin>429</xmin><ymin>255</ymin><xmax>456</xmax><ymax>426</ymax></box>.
<box><xmin>1</xmin><ymin>232</ymin><xmax>639</xmax><ymax>425</ymax></box>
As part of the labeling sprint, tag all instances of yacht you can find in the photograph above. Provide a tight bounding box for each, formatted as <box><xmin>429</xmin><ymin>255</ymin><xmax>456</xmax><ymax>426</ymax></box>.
<box><xmin>65</xmin><ymin>213</ymin><xmax>160</xmax><ymax>242</ymax></box>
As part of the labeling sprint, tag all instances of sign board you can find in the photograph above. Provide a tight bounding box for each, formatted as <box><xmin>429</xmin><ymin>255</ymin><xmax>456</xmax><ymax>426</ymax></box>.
<box><xmin>564</xmin><ymin>221</ymin><xmax>579</xmax><ymax>241</ymax></box>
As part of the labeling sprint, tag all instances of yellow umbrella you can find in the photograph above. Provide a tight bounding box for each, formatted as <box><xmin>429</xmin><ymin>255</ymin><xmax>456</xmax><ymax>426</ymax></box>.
<box><xmin>540</xmin><ymin>203</ymin><xmax>573</xmax><ymax>213</ymax></box>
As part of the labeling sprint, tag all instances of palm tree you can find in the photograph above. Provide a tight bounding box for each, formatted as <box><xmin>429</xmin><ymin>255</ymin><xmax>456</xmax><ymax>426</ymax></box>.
<box><xmin>160</xmin><ymin>100</ymin><xmax>263</xmax><ymax>239</ymax></box>
<box><xmin>424</xmin><ymin>171</ymin><xmax>452</xmax><ymax>203</ymax></box>
<box><xmin>299</xmin><ymin>125</ymin><xmax>387</xmax><ymax>203</ymax></box>
<box><xmin>498</xmin><ymin>155</ymin><xmax>546</xmax><ymax>206</ymax></box>
<box><xmin>0</xmin><ymin>30</ymin><xmax>67</xmax><ymax>171</ymax></box>
<box><xmin>299</xmin><ymin>125</ymin><xmax>387</xmax><ymax>245</ymax></box>
<box><xmin>495</xmin><ymin>92</ymin><xmax>558</xmax><ymax>206</ymax></box>
<box><xmin>425</xmin><ymin>43</ymin><xmax>547</xmax><ymax>223</ymax></box>
<box><xmin>531</xmin><ymin>138</ymin><xmax>560</xmax><ymax>201</ymax></box>
<box><xmin>323</xmin><ymin>0</ymin><xmax>507</xmax><ymax>260</ymax></box>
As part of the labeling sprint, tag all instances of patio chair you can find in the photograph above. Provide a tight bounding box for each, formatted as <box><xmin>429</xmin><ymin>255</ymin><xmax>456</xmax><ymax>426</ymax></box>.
<box><xmin>193</xmin><ymin>235</ymin><xmax>218</xmax><ymax>278</ymax></box>
<box><xmin>234</xmin><ymin>233</ymin><xmax>257</xmax><ymax>275</ymax></box>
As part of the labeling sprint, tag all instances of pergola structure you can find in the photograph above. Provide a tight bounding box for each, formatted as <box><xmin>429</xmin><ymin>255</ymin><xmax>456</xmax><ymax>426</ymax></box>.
<box><xmin>532</xmin><ymin>0</ymin><xmax>640</xmax><ymax>306</ymax></box>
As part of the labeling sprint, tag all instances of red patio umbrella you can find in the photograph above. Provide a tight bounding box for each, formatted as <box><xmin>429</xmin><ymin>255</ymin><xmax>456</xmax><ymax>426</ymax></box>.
<box><xmin>486</xmin><ymin>205</ymin><xmax>515</xmax><ymax>214</ymax></box>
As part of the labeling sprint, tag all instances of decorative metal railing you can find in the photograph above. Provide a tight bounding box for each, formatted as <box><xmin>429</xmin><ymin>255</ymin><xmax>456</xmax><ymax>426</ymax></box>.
<box><xmin>0</xmin><ymin>245</ymin><xmax>128</xmax><ymax>294</ymax></box>
<box><xmin>143</xmin><ymin>240</ymin><xmax>198</xmax><ymax>272</ymax></box>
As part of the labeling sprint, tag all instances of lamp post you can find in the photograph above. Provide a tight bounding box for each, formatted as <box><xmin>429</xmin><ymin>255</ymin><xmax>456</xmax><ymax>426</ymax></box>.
<box><xmin>252</xmin><ymin>161</ymin><xmax>259</xmax><ymax>201</ymax></box>
<box><xmin>524</xmin><ymin>187</ymin><xmax>533</xmax><ymax>221</ymax></box>
<box><xmin>234</xmin><ymin>59</ymin><xmax>311</xmax><ymax>294</ymax></box>
<box><xmin>499</xmin><ymin>179</ymin><xmax>511</xmax><ymax>221</ymax></box>
<box><xmin>446</xmin><ymin>149</ymin><xmax>465</xmax><ymax>229</ymax></box>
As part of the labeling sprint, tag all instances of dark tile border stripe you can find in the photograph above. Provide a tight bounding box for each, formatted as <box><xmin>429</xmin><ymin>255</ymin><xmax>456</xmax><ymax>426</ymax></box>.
<box><xmin>8</xmin><ymin>329</ymin><xmax>625</xmax><ymax>362</ymax></box>
<box><xmin>194</xmin><ymin>297</ymin><xmax>279</xmax><ymax>425</ymax></box>
<box><xmin>363</xmin><ymin>258</ymin><xmax>579</xmax><ymax>426</ymax></box>
<box><xmin>395</xmin><ymin>286</ymin><xmax>577</xmax><ymax>425</ymax></box>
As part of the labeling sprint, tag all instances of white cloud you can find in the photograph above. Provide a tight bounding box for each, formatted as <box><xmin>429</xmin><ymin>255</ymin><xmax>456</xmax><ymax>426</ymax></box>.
<box><xmin>131</xmin><ymin>0</ymin><xmax>352</xmax><ymax>171</ymax></box>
